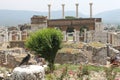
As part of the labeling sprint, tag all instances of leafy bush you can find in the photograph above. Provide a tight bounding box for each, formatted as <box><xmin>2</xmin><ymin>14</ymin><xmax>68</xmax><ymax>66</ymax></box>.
<box><xmin>26</xmin><ymin>28</ymin><xmax>63</xmax><ymax>72</ymax></box>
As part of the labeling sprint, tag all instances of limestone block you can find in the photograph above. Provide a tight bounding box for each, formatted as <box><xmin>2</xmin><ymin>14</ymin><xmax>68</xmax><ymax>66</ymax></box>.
<box><xmin>10</xmin><ymin>65</ymin><xmax>45</xmax><ymax>80</ymax></box>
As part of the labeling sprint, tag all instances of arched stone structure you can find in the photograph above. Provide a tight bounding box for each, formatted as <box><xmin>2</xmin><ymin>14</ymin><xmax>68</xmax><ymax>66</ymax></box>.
<box><xmin>66</xmin><ymin>27</ymin><xmax>75</xmax><ymax>41</ymax></box>
<box><xmin>47</xmin><ymin>18</ymin><xmax>102</xmax><ymax>42</ymax></box>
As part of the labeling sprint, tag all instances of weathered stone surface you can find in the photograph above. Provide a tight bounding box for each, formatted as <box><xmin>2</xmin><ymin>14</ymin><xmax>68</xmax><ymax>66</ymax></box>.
<box><xmin>10</xmin><ymin>65</ymin><xmax>45</xmax><ymax>80</ymax></box>
<box><xmin>9</xmin><ymin>41</ymin><xmax>25</xmax><ymax>48</ymax></box>
<box><xmin>92</xmin><ymin>47</ymin><xmax>107</xmax><ymax>65</ymax></box>
<box><xmin>55</xmin><ymin>52</ymin><xmax>88</xmax><ymax>64</ymax></box>
<box><xmin>0</xmin><ymin>52</ymin><xmax>36</xmax><ymax>69</ymax></box>
<box><xmin>55</xmin><ymin>42</ymin><xmax>120</xmax><ymax>65</ymax></box>
<box><xmin>0</xmin><ymin>53</ymin><xmax>20</xmax><ymax>68</ymax></box>
<box><xmin>87</xmin><ymin>46</ymin><xmax>119</xmax><ymax>65</ymax></box>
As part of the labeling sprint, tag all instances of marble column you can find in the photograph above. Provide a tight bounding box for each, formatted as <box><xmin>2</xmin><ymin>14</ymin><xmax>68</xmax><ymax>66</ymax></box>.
<box><xmin>112</xmin><ymin>34</ymin><xmax>115</xmax><ymax>46</ymax></box>
<box><xmin>74</xmin><ymin>29</ymin><xmax>76</xmax><ymax>42</ymax></box>
<box><xmin>76</xmin><ymin>30</ymin><xmax>80</xmax><ymax>42</ymax></box>
<box><xmin>89</xmin><ymin>3</ymin><xmax>93</xmax><ymax>18</ymax></box>
<box><xmin>3</xmin><ymin>34</ymin><xmax>5</xmax><ymax>42</ymax></box>
<box><xmin>16</xmin><ymin>33</ymin><xmax>18</xmax><ymax>41</ymax></box>
<box><xmin>48</xmin><ymin>4</ymin><xmax>51</xmax><ymax>19</ymax></box>
<box><xmin>76</xmin><ymin>3</ymin><xmax>79</xmax><ymax>18</ymax></box>
<box><xmin>84</xmin><ymin>29</ymin><xmax>87</xmax><ymax>42</ymax></box>
<box><xmin>19</xmin><ymin>31</ymin><xmax>22</xmax><ymax>41</ymax></box>
<box><xmin>9</xmin><ymin>32</ymin><xmax>12</xmax><ymax>41</ymax></box>
<box><xmin>6</xmin><ymin>32</ymin><xmax>9</xmax><ymax>42</ymax></box>
<box><xmin>62</xmin><ymin>31</ymin><xmax>67</xmax><ymax>41</ymax></box>
<box><xmin>62</xmin><ymin>4</ymin><xmax>65</xmax><ymax>19</ymax></box>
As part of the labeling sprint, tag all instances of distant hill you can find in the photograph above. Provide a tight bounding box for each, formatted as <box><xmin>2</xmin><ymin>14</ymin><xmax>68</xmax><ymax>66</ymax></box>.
<box><xmin>0</xmin><ymin>10</ymin><xmax>41</xmax><ymax>26</ymax></box>
<box><xmin>0</xmin><ymin>10</ymin><xmax>86</xmax><ymax>26</ymax></box>
<box><xmin>0</xmin><ymin>9</ymin><xmax>120</xmax><ymax>26</ymax></box>
<box><xmin>95</xmin><ymin>9</ymin><xmax>120</xmax><ymax>24</ymax></box>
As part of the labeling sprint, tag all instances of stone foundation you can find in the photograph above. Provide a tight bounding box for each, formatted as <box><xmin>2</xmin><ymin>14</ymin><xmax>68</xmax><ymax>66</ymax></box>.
<box><xmin>0</xmin><ymin>53</ymin><xmax>36</xmax><ymax>69</ymax></box>
<box><xmin>0</xmin><ymin>53</ymin><xmax>20</xmax><ymax>68</ymax></box>
<box><xmin>55</xmin><ymin>53</ymin><xmax>88</xmax><ymax>64</ymax></box>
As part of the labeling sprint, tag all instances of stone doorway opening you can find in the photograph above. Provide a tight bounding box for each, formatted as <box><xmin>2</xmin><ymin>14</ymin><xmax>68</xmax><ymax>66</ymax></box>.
<box><xmin>79</xmin><ymin>26</ymin><xmax>88</xmax><ymax>42</ymax></box>
<box><xmin>66</xmin><ymin>27</ymin><xmax>75</xmax><ymax>42</ymax></box>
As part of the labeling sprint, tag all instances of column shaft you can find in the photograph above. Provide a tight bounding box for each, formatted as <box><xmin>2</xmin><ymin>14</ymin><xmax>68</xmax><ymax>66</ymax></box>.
<box><xmin>62</xmin><ymin>4</ymin><xmax>65</xmax><ymax>19</ymax></box>
<box><xmin>48</xmin><ymin>4</ymin><xmax>51</xmax><ymax>19</ymax></box>
<box><xmin>89</xmin><ymin>3</ymin><xmax>93</xmax><ymax>18</ymax></box>
<box><xmin>76</xmin><ymin>3</ymin><xmax>79</xmax><ymax>18</ymax></box>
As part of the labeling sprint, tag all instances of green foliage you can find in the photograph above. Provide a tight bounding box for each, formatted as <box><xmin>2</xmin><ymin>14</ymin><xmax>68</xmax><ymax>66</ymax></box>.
<box><xmin>45</xmin><ymin>64</ymin><xmax>120</xmax><ymax>79</ymax></box>
<box><xmin>65</xmin><ymin>16</ymin><xmax>76</xmax><ymax>19</ymax></box>
<box><xmin>85</xmin><ymin>65</ymin><xmax>104</xmax><ymax>72</ymax></box>
<box><xmin>45</xmin><ymin>74</ymin><xmax>55</xmax><ymax>80</ymax></box>
<box><xmin>58</xmin><ymin>66</ymin><xmax>68</xmax><ymax>80</ymax></box>
<box><xmin>25</xmin><ymin>28</ymin><xmax>63</xmax><ymax>72</ymax></box>
<box><xmin>104</xmin><ymin>66</ymin><xmax>117</xmax><ymax>80</ymax></box>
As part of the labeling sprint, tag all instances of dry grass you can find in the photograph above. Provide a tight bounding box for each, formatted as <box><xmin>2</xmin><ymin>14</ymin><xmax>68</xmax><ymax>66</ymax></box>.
<box><xmin>58</xmin><ymin>48</ymin><xmax>79</xmax><ymax>54</ymax></box>
<box><xmin>88</xmin><ymin>42</ymin><xmax>106</xmax><ymax>48</ymax></box>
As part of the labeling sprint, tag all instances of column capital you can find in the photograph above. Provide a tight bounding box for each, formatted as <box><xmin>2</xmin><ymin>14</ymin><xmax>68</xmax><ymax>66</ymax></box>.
<box><xmin>48</xmin><ymin>4</ymin><xmax>51</xmax><ymax>7</ymax></box>
<box><xmin>89</xmin><ymin>2</ymin><xmax>93</xmax><ymax>5</ymax></box>
<box><xmin>76</xmin><ymin>3</ymin><xmax>79</xmax><ymax>6</ymax></box>
<box><xmin>62</xmin><ymin>4</ymin><xmax>65</xmax><ymax>6</ymax></box>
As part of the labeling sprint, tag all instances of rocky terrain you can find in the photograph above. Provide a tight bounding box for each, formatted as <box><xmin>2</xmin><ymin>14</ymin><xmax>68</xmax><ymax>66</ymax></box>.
<box><xmin>0</xmin><ymin>41</ymin><xmax>120</xmax><ymax>79</ymax></box>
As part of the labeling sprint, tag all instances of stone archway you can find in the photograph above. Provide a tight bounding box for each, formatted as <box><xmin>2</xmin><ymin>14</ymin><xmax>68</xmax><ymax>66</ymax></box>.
<box><xmin>79</xmin><ymin>25</ymin><xmax>88</xmax><ymax>42</ymax></box>
<box><xmin>66</xmin><ymin>27</ymin><xmax>75</xmax><ymax>41</ymax></box>
<box><xmin>47</xmin><ymin>18</ymin><xmax>102</xmax><ymax>42</ymax></box>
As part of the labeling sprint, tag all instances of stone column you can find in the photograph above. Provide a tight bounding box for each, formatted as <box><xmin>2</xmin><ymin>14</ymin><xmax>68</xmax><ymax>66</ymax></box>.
<box><xmin>74</xmin><ymin>29</ymin><xmax>76</xmax><ymax>42</ymax></box>
<box><xmin>9</xmin><ymin>32</ymin><xmax>12</xmax><ymax>41</ymax></box>
<box><xmin>3</xmin><ymin>34</ymin><xmax>5</xmax><ymax>42</ymax></box>
<box><xmin>62</xmin><ymin>31</ymin><xmax>67</xmax><ymax>41</ymax></box>
<box><xmin>48</xmin><ymin>4</ymin><xmax>51</xmax><ymax>19</ymax></box>
<box><xmin>62</xmin><ymin>4</ymin><xmax>65</xmax><ymax>19</ymax></box>
<box><xmin>16</xmin><ymin>33</ymin><xmax>19</xmax><ymax>41</ymax></box>
<box><xmin>19</xmin><ymin>31</ymin><xmax>22</xmax><ymax>41</ymax></box>
<box><xmin>89</xmin><ymin>3</ymin><xmax>93</xmax><ymax>18</ymax></box>
<box><xmin>6</xmin><ymin>32</ymin><xmax>9</xmax><ymax>42</ymax></box>
<box><xmin>112</xmin><ymin>34</ymin><xmax>114</xmax><ymax>45</ymax></box>
<box><xmin>76</xmin><ymin>30</ymin><xmax>80</xmax><ymax>42</ymax></box>
<box><xmin>76</xmin><ymin>3</ymin><xmax>79</xmax><ymax>18</ymax></box>
<box><xmin>84</xmin><ymin>29</ymin><xmax>87</xmax><ymax>42</ymax></box>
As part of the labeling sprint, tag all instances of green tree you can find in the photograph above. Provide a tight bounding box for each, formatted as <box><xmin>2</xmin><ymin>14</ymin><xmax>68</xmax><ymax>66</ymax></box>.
<box><xmin>65</xmin><ymin>16</ymin><xmax>76</xmax><ymax>19</ymax></box>
<box><xmin>25</xmin><ymin>28</ymin><xmax>63</xmax><ymax>72</ymax></box>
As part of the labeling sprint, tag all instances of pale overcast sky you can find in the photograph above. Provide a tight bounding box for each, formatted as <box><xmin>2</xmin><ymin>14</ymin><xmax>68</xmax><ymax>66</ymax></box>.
<box><xmin>0</xmin><ymin>0</ymin><xmax>120</xmax><ymax>15</ymax></box>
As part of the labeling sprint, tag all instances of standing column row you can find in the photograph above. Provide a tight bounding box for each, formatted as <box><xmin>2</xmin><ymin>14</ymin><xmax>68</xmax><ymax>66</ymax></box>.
<box><xmin>48</xmin><ymin>3</ymin><xmax>80</xmax><ymax>19</ymax></box>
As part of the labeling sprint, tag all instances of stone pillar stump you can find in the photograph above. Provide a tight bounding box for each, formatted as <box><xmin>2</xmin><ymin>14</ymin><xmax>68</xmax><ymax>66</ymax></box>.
<box><xmin>10</xmin><ymin>65</ymin><xmax>45</xmax><ymax>80</ymax></box>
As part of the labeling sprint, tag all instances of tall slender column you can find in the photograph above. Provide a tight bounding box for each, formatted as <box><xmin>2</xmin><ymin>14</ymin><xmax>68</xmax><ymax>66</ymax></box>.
<box><xmin>84</xmin><ymin>29</ymin><xmax>87</xmax><ymax>42</ymax></box>
<box><xmin>89</xmin><ymin>3</ymin><xmax>93</xmax><ymax>18</ymax></box>
<box><xmin>107</xmin><ymin>32</ymin><xmax>110</xmax><ymax>57</ymax></box>
<box><xmin>6</xmin><ymin>32</ymin><xmax>8</xmax><ymax>42</ymax></box>
<box><xmin>48</xmin><ymin>4</ymin><xmax>51</xmax><ymax>19</ymax></box>
<box><xmin>76</xmin><ymin>3</ymin><xmax>79</xmax><ymax>18</ymax></box>
<box><xmin>74</xmin><ymin>29</ymin><xmax>76</xmax><ymax>42</ymax></box>
<box><xmin>62</xmin><ymin>31</ymin><xmax>66</xmax><ymax>41</ymax></box>
<box><xmin>16</xmin><ymin>33</ymin><xmax>18</xmax><ymax>41</ymax></box>
<box><xmin>9</xmin><ymin>32</ymin><xmax>12</xmax><ymax>41</ymax></box>
<box><xmin>76</xmin><ymin>30</ymin><xmax>80</xmax><ymax>42</ymax></box>
<box><xmin>19</xmin><ymin>31</ymin><xmax>22</xmax><ymax>41</ymax></box>
<box><xmin>62</xmin><ymin>4</ymin><xmax>65</xmax><ymax>19</ymax></box>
